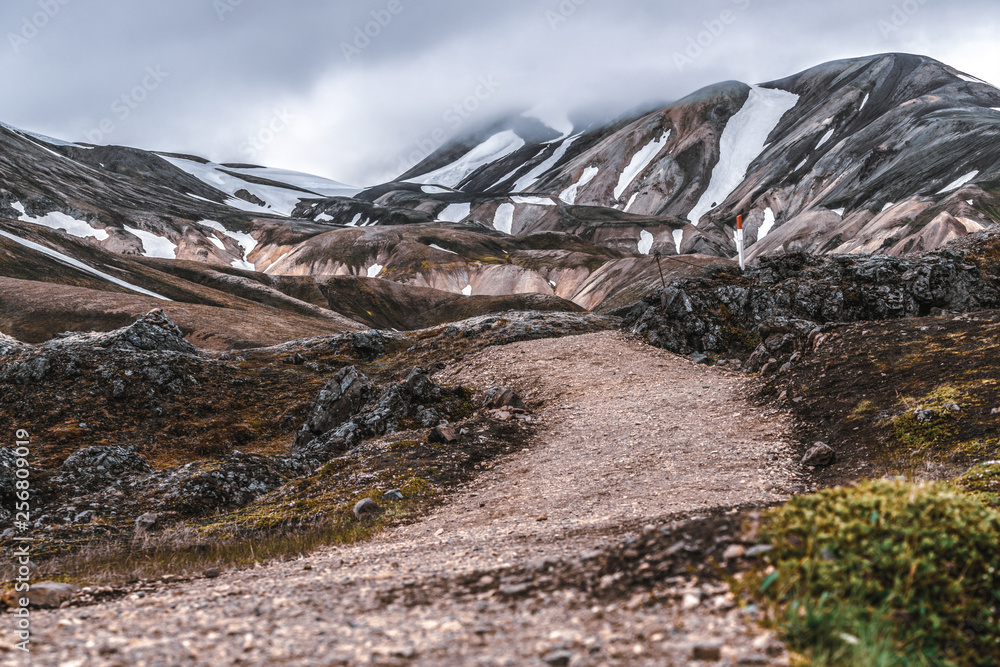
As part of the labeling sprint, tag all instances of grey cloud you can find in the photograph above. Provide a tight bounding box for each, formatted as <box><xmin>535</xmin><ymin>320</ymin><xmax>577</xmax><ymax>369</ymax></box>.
<box><xmin>1</xmin><ymin>0</ymin><xmax>998</xmax><ymax>186</ymax></box>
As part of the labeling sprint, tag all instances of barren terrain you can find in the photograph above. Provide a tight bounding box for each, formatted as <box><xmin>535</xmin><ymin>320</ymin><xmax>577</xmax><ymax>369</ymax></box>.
<box><xmin>9</xmin><ymin>332</ymin><xmax>804</xmax><ymax>666</ymax></box>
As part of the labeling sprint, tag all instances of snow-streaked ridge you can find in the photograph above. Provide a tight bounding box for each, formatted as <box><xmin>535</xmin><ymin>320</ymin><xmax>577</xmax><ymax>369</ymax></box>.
<box><xmin>411</xmin><ymin>130</ymin><xmax>525</xmax><ymax>187</ymax></box>
<box><xmin>0</xmin><ymin>230</ymin><xmax>170</xmax><ymax>300</ymax></box>
<box><xmin>687</xmin><ymin>85</ymin><xmax>800</xmax><ymax>225</ymax></box>
<box><xmin>614</xmin><ymin>132</ymin><xmax>670</xmax><ymax>200</ymax></box>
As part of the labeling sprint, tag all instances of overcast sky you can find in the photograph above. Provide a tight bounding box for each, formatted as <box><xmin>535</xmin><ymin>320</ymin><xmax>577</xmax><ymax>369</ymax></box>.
<box><xmin>1</xmin><ymin>0</ymin><xmax>998</xmax><ymax>186</ymax></box>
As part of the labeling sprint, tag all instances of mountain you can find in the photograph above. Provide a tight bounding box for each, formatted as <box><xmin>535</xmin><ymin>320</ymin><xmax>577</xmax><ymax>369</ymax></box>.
<box><xmin>1</xmin><ymin>53</ymin><xmax>999</xmax><ymax>341</ymax></box>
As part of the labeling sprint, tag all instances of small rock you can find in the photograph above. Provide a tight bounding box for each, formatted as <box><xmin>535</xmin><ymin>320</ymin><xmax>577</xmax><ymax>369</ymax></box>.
<box><xmin>134</xmin><ymin>513</ymin><xmax>160</xmax><ymax>532</ymax></box>
<box><xmin>682</xmin><ymin>592</ymin><xmax>701</xmax><ymax>611</ymax></box>
<box><xmin>1</xmin><ymin>582</ymin><xmax>78</xmax><ymax>609</ymax></box>
<box><xmin>543</xmin><ymin>650</ymin><xmax>573</xmax><ymax>666</ymax></box>
<box><xmin>914</xmin><ymin>408</ymin><xmax>937</xmax><ymax>423</ymax></box>
<box><xmin>353</xmin><ymin>498</ymin><xmax>382</xmax><ymax>520</ymax></box>
<box><xmin>991</xmin><ymin>407</ymin><xmax>1000</xmax><ymax>415</ymax></box>
<box><xmin>536</xmin><ymin>514</ymin><xmax>548</xmax><ymax>522</ymax></box>
<box><xmin>722</xmin><ymin>544</ymin><xmax>746</xmax><ymax>561</ymax></box>
<box><xmin>801</xmin><ymin>442</ymin><xmax>836</xmax><ymax>467</ymax></box>
<box><xmin>482</xmin><ymin>387</ymin><xmax>526</xmax><ymax>410</ymax></box>
<box><xmin>692</xmin><ymin>643</ymin><xmax>722</xmax><ymax>661</ymax></box>
<box><xmin>203</xmin><ymin>568</ymin><xmax>221</xmax><ymax>579</ymax></box>
<box><xmin>737</xmin><ymin>654</ymin><xmax>771</xmax><ymax>665</ymax></box>
<box><xmin>744</xmin><ymin>545</ymin><xmax>775</xmax><ymax>558</ymax></box>
<box><xmin>428</xmin><ymin>425</ymin><xmax>457</xmax><ymax>444</ymax></box>
<box><xmin>382</xmin><ymin>490</ymin><xmax>404</xmax><ymax>501</ymax></box>
<box><xmin>689</xmin><ymin>353</ymin><xmax>709</xmax><ymax>364</ymax></box>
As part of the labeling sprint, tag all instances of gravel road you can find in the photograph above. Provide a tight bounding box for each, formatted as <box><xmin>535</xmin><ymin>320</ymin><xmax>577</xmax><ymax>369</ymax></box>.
<box><xmin>10</xmin><ymin>332</ymin><xmax>800</xmax><ymax>666</ymax></box>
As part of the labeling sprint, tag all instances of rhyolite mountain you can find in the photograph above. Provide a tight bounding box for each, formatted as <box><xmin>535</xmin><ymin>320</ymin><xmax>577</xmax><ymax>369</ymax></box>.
<box><xmin>1</xmin><ymin>53</ymin><xmax>999</xmax><ymax>343</ymax></box>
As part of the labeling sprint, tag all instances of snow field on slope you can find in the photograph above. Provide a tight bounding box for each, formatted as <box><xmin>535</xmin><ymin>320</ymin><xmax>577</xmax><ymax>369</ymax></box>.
<box><xmin>198</xmin><ymin>220</ymin><xmax>258</xmax><ymax>270</ymax></box>
<box><xmin>512</xmin><ymin>135</ymin><xmax>580</xmax><ymax>192</ymax></box>
<box><xmin>559</xmin><ymin>166</ymin><xmax>600</xmax><ymax>205</ymax></box>
<box><xmin>638</xmin><ymin>230</ymin><xmax>654</xmax><ymax>255</ymax></box>
<box><xmin>411</xmin><ymin>131</ymin><xmax>525</xmax><ymax>187</ymax></box>
<box><xmin>614</xmin><ymin>132</ymin><xmax>670</xmax><ymax>200</ymax></box>
<box><xmin>758</xmin><ymin>207</ymin><xmax>776</xmax><ymax>239</ymax></box>
<box><xmin>493</xmin><ymin>203</ymin><xmax>515</xmax><ymax>235</ymax></box>
<box><xmin>687</xmin><ymin>85</ymin><xmax>800</xmax><ymax>225</ymax></box>
<box><xmin>937</xmin><ymin>170</ymin><xmax>980</xmax><ymax>194</ymax></box>
<box><xmin>163</xmin><ymin>157</ymin><xmax>357</xmax><ymax>217</ymax></box>
<box><xmin>124</xmin><ymin>227</ymin><xmax>177</xmax><ymax>259</ymax></box>
<box><xmin>437</xmin><ymin>203</ymin><xmax>471</xmax><ymax>223</ymax></box>
<box><xmin>0</xmin><ymin>230</ymin><xmax>170</xmax><ymax>300</ymax></box>
<box><xmin>12</xmin><ymin>203</ymin><xmax>109</xmax><ymax>241</ymax></box>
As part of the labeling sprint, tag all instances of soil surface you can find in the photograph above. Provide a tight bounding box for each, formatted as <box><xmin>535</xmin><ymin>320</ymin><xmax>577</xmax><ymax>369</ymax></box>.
<box><xmin>12</xmin><ymin>332</ymin><xmax>803</xmax><ymax>666</ymax></box>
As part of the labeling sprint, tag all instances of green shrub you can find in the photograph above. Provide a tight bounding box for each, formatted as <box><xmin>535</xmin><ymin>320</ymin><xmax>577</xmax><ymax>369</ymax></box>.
<box><xmin>759</xmin><ymin>480</ymin><xmax>1000</xmax><ymax>666</ymax></box>
<box><xmin>956</xmin><ymin>462</ymin><xmax>1000</xmax><ymax>509</ymax></box>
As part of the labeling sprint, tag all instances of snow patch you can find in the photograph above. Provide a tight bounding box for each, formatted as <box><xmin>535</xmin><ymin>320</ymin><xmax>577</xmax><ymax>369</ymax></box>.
<box><xmin>881</xmin><ymin>202</ymin><xmax>895</xmax><ymax>212</ymax></box>
<box><xmin>758</xmin><ymin>208</ymin><xmax>776</xmax><ymax>239</ymax></box>
<box><xmin>512</xmin><ymin>135</ymin><xmax>579</xmax><ymax>192</ymax></box>
<box><xmin>316</xmin><ymin>213</ymin><xmax>334</xmax><ymax>222</ymax></box>
<box><xmin>0</xmin><ymin>230</ymin><xmax>170</xmax><ymax>300</ymax></box>
<box><xmin>124</xmin><ymin>227</ymin><xmax>177</xmax><ymax>259</ymax></box>
<box><xmin>860</xmin><ymin>93</ymin><xmax>870</xmax><ymax>110</ymax></box>
<box><xmin>347</xmin><ymin>213</ymin><xmax>363</xmax><ymax>227</ymax></box>
<box><xmin>559</xmin><ymin>166</ymin><xmax>600</xmax><ymax>205</ymax></box>
<box><xmin>428</xmin><ymin>244</ymin><xmax>457</xmax><ymax>255</ymax></box>
<box><xmin>198</xmin><ymin>220</ymin><xmax>257</xmax><ymax>270</ymax></box>
<box><xmin>672</xmin><ymin>229</ymin><xmax>684</xmax><ymax>255</ymax></box>
<box><xmin>625</xmin><ymin>193</ymin><xmax>639</xmax><ymax>213</ymax></box>
<box><xmin>208</xmin><ymin>237</ymin><xmax>225</xmax><ymax>250</ymax></box>
<box><xmin>367</xmin><ymin>263</ymin><xmax>384</xmax><ymax>278</ymax></box>
<box><xmin>421</xmin><ymin>185</ymin><xmax>452</xmax><ymax>194</ymax></box>
<box><xmin>493</xmin><ymin>203</ymin><xmax>515</xmax><ymax>235</ymax></box>
<box><xmin>15</xmin><ymin>207</ymin><xmax>109</xmax><ymax>241</ymax></box>
<box><xmin>462</xmin><ymin>285</ymin><xmax>472</xmax><ymax>296</ymax></box>
<box><xmin>437</xmin><ymin>203</ymin><xmax>471</xmax><ymax>223</ymax></box>
<box><xmin>816</xmin><ymin>128</ymin><xmax>836</xmax><ymax>149</ymax></box>
<box><xmin>687</xmin><ymin>85</ymin><xmax>800</xmax><ymax>225</ymax></box>
<box><xmin>638</xmin><ymin>230</ymin><xmax>654</xmax><ymax>255</ymax></box>
<box><xmin>938</xmin><ymin>170</ymin><xmax>979</xmax><ymax>194</ymax></box>
<box><xmin>832</xmin><ymin>208</ymin><xmax>845</xmax><ymax>217</ymax></box>
<box><xmin>162</xmin><ymin>156</ymin><xmax>357</xmax><ymax>217</ymax></box>
<box><xmin>510</xmin><ymin>196</ymin><xmax>556</xmax><ymax>206</ymax></box>
<box><xmin>411</xmin><ymin>130</ymin><xmax>525</xmax><ymax>187</ymax></box>
<box><xmin>614</xmin><ymin>132</ymin><xmax>670</xmax><ymax>200</ymax></box>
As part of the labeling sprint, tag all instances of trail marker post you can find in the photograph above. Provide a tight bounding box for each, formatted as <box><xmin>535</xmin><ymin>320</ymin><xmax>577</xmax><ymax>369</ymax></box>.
<box><xmin>736</xmin><ymin>214</ymin><xmax>746</xmax><ymax>271</ymax></box>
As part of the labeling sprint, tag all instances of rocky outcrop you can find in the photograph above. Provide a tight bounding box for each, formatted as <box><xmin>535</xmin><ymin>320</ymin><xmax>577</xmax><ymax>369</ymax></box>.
<box><xmin>44</xmin><ymin>309</ymin><xmax>197</xmax><ymax>355</ymax></box>
<box><xmin>54</xmin><ymin>446</ymin><xmax>155</xmax><ymax>499</ymax></box>
<box><xmin>294</xmin><ymin>366</ymin><xmax>451</xmax><ymax>459</ymax></box>
<box><xmin>619</xmin><ymin>246</ymin><xmax>1000</xmax><ymax>362</ymax></box>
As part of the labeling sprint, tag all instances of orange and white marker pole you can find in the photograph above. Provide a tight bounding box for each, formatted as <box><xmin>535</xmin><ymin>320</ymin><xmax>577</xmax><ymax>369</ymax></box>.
<box><xmin>736</xmin><ymin>215</ymin><xmax>746</xmax><ymax>271</ymax></box>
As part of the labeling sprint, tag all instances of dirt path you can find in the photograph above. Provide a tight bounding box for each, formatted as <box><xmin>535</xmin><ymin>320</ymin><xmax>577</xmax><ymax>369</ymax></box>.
<box><xmin>18</xmin><ymin>332</ymin><xmax>800</xmax><ymax>666</ymax></box>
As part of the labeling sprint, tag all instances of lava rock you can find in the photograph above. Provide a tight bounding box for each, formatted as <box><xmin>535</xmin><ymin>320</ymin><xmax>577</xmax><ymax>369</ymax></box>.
<box><xmin>428</xmin><ymin>425</ymin><xmax>458</xmax><ymax>444</ymax></box>
<box><xmin>481</xmin><ymin>386</ymin><xmax>526</xmax><ymax>410</ymax></box>
<box><xmin>382</xmin><ymin>489</ymin><xmax>404</xmax><ymax>501</ymax></box>
<box><xmin>801</xmin><ymin>442</ymin><xmax>837</xmax><ymax>467</ymax></box>
<box><xmin>293</xmin><ymin>366</ymin><xmax>374</xmax><ymax>451</ymax></box>
<box><xmin>55</xmin><ymin>446</ymin><xmax>155</xmax><ymax>498</ymax></box>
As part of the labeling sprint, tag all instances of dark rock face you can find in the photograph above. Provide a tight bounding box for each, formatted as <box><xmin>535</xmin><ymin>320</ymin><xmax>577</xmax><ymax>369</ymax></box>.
<box><xmin>293</xmin><ymin>366</ymin><xmax>375</xmax><ymax>451</ymax></box>
<box><xmin>619</xmin><ymin>248</ymin><xmax>1000</xmax><ymax>360</ymax></box>
<box><xmin>294</xmin><ymin>366</ymin><xmax>454</xmax><ymax>460</ymax></box>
